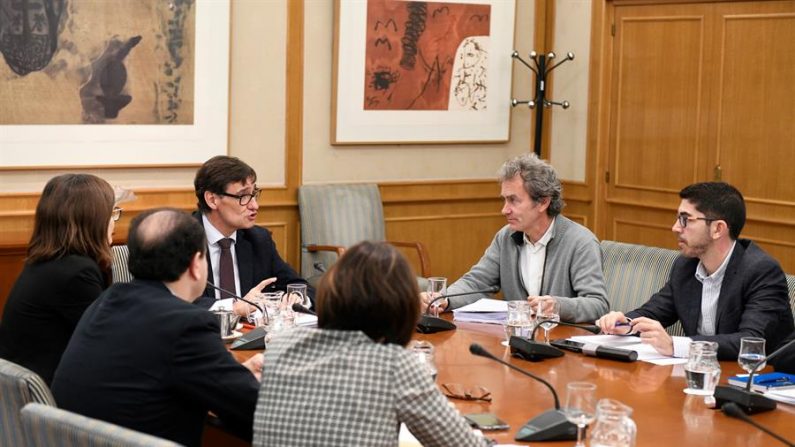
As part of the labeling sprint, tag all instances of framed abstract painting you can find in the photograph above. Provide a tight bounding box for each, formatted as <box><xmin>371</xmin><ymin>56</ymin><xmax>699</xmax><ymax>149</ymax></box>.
<box><xmin>332</xmin><ymin>0</ymin><xmax>516</xmax><ymax>144</ymax></box>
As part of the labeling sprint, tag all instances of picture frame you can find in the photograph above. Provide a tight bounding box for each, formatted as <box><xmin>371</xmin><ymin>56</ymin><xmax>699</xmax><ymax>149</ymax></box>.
<box><xmin>0</xmin><ymin>0</ymin><xmax>229</xmax><ymax>168</ymax></box>
<box><xmin>331</xmin><ymin>0</ymin><xmax>516</xmax><ymax>145</ymax></box>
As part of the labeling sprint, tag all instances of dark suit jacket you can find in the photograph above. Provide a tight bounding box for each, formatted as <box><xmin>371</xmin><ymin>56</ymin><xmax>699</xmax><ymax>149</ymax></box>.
<box><xmin>0</xmin><ymin>255</ymin><xmax>105</xmax><ymax>384</ymax></box>
<box><xmin>52</xmin><ymin>279</ymin><xmax>260</xmax><ymax>447</ymax></box>
<box><xmin>771</xmin><ymin>332</ymin><xmax>795</xmax><ymax>373</ymax></box>
<box><xmin>627</xmin><ymin>239</ymin><xmax>794</xmax><ymax>360</ymax></box>
<box><xmin>193</xmin><ymin>211</ymin><xmax>314</xmax><ymax>308</ymax></box>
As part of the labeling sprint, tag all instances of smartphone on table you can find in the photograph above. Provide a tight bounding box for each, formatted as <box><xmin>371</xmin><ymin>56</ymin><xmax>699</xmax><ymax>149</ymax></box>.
<box><xmin>463</xmin><ymin>413</ymin><xmax>510</xmax><ymax>431</ymax></box>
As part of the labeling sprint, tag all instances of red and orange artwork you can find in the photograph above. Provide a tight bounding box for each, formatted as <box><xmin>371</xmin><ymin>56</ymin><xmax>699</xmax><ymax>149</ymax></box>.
<box><xmin>363</xmin><ymin>0</ymin><xmax>490</xmax><ymax>111</ymax></box>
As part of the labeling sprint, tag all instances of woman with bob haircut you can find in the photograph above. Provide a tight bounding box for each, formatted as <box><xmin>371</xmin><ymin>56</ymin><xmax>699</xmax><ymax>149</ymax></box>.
<box><xmin>0</xmin><ymin>173</ymin><xmax>120</xmax><ymax>384</ymax></box>
<box><xmin>253</xmin><ymin>241</ymin><xmax>487</xmax><ymax>447</ymax></box>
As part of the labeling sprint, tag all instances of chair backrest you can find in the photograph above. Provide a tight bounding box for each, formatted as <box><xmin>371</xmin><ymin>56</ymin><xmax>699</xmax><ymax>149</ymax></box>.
<box><xmin>601</xmin><ymin>241</ymin><xmax>685</xmax><ymax>336</ymax></box>
<box><xmin>0</xmin><ymin>358</ymin><xmax>57</xmax><ymax>446</ymax></box>
<box><xmin>20</xmin><ymin>403</ymin><xmax>183</xmax><ymax>447</ymax></box>
<box><xmin>111</xmin><ymin>245</ymin><xmax>134</xmax><ymax>284</ymax></box>
<box><xmin>786</xmin><ymin>274</ymin><xmax>795</xmax><ymax>321</ymax></box>
<box><xmin>297</xmin><ymin>184</ymin><xmax>386</xmax><ymax>278</ymax></box>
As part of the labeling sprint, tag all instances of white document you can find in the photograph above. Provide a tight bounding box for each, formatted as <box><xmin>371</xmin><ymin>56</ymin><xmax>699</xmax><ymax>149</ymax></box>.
<box><xmin>452</xmin><ymin>298</ymin><xmax>508</xmax><ymax>325</ymax></box>
<box><xmin>454</xmin><ymin>298</ymin><xmax>508</xmax><ymax>313</ymax></box>
<box><xmin>765</xmin><ymin>388</ymin><xmax>795</xmax><ymax>405</ymax></box>
<box><xmin>296</xmin><ymin>314</ymin><xmax>318</xmax><ymax>327</ymax></box>
<box><xmin>568</xmin><ymin>334</ymin><xmax>687</xmax><ymax>365</ymax></box>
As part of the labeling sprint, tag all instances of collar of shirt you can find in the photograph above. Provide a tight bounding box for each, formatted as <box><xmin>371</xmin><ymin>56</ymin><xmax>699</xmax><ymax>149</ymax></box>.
<box><xmin>202</xmin><ymin>214</ymin><xmax>238</xmax><ymax>246</ymax></box>
<box><xmin>695</xmin><ymin>240</ymin><xmax>736</xmax><ymax>284</ymax></box>
<box><xmin>523</xmin><ymin>219</ymin><xmax>555</xmax><ymax>254</ymax></box>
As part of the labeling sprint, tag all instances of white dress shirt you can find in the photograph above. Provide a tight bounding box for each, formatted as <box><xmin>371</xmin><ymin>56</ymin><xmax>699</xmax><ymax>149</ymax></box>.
<box><xmin>672</xmin><ymin>241</ymin><xmax>736</xmax><ymax>358</ymax></box>
<box><xmin>519</xmin><ymin>220</ymin><xmax>555</xmax><ymax>297</ymax></box>
<box><xmin>202</xmin><ymin>214</ymin><xmax>241</xmax><ymax>299</ymax></box>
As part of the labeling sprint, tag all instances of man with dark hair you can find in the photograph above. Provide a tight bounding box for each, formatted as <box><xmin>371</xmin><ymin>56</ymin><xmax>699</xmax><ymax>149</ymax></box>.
<box><xmin>597</xmin><ymin>182</ymin><xmax>794</xmax><ymax>360</ymax></box>
<box><xmin>421</xmin><ymin>153</ymin><xmax>608</xmax><ymax>322</ymax></box>
<box><xmin>193</xmin><ymin>155</ymin><xmax>313</xmax><ymax>310</ymax></box>
<box><xmin>52</xmin><ymin>208</ymin><xmax>263</xmax><ymax>446</ymax></box>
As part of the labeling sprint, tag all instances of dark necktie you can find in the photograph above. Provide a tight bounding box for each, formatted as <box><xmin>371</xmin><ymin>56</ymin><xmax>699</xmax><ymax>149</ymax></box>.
<box><xmin>217</xmin><ymin>238</ymin><xmax>235</xmax><ymax>299</ymax></box>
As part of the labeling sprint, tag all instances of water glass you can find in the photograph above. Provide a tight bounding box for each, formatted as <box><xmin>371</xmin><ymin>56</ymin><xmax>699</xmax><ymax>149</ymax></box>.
<box><xmin>286</xmin><ymin>284</ymin><xmax>309</xmax><ymax>308</ymax></box>
<box><xmin>410</xmin><ymin>340</ymin><xmax>438</xmax><ymax>379</ymax></box>
<box><xmin>684</xmin><ymin>341</ymin><xmax>721</xmax><ymax>396</ymax></box>
<box><xmin>504</xmin><ymin>301</ymin><xmax>534</xmax><ymax>344</ymax></box>
<box><xmin>536</xmin><ymin>299</ymin><xmax>560</xmax><ymax>343</ymax></box>
<box><xmin>589</xmin><ymin>398</ymin><xmax>637</xmax><ymax>447</ymax></box>
<box><xmin>738</xmin><ymin>337</ymin><xmax>767</xmax><ymax>373</ymax></box>
<box><xmin>563</xmin><ymin>382</ymin><xmax>597</xmax><ymax>447</ymax></box>
<box><xmin>426</xmin><ymin>277</ymin><xmax>447</xmax><ymax>317</ymax></box>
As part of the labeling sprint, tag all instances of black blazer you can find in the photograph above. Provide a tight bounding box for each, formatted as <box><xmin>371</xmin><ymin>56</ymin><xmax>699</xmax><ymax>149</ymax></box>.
<box><xmin>52</xmin><ymin>279</ymin><xmax>260</xmax><ymax>447</ymax></box>
<box><xmin>0</xmin><ymin>255</ymin><xmax>105</xmax><ymax>384</ymax></box>
<box><xmin>627</xmin><ymin>239</ymin><xmax>794</xmax><ymax>360</ymax></box>
<box><xmin>193</xmin><ymin>212</ymin><xmax>314</xmax><ymax>308</ymax></box>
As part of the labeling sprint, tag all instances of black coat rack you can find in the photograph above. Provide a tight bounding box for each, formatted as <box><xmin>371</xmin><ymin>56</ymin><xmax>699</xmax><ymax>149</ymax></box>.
<box><xmin>511</xmin><ymin>51</ymin><xmax>575</xmax><ymax>156</ymax></box>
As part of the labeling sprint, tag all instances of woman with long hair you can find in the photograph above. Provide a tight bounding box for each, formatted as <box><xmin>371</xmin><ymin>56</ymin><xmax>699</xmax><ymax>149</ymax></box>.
<box><xmin>253</xmin><ymin>241</ymin><xmax>487</xmax><ymax>447</ymax></box>
<box><xmin>0</xmin><ymin>173</ymin><xmax>119</xmax><ymax>384</ymax></box>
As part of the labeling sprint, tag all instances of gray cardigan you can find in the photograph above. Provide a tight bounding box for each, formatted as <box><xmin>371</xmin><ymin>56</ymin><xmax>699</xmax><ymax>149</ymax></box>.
<box><xmin>447</xmin><ymin>215</ymin><xmax>609</xmax><ymax>322</ymax></box>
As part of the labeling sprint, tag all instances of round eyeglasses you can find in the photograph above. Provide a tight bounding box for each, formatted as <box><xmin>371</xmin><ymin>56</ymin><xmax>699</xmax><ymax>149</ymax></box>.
<box><xmin>111</xmin><ymin>207</ymin><xmax>123</xmax><ymax>222</ymax></box>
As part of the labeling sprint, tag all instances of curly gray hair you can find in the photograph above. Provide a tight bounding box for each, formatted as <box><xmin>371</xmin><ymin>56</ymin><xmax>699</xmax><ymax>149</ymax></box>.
<box><xmin>498</xmin><ymin>153</ymin><xmax>564</xmax><ymax>216</ymax></box>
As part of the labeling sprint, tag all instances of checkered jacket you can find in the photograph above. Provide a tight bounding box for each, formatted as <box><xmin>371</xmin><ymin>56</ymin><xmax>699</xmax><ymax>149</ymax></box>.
<box><xmin>253</xmin><ymin>327</ymin><xmax>487</xmax><ymax>446</ymax></box>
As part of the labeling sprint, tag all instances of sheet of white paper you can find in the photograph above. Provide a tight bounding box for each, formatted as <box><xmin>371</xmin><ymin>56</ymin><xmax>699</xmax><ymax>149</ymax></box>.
<box><xmin>296</xmin><ymin>314</ymin><xmax>318</xmax><ymax>327</ymax></box>
<box><xmin>209</xmin><ymin>298</ymin><xmax>235</xmax><ymax>311</ymax></box>
<box><xmin>454</xmin><ymin>298</ymin><xmax>508</xmax><ymax>313</ymax></box>
<box><xmin>765</xmin><ymin>388</ymin><xmax>795</xmax><ymax>405</ymax></box>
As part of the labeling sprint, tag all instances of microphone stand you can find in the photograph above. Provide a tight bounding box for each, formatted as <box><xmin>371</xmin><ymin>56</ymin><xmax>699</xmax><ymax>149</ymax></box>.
<box><xmin>469</xmin><ymin>344</ymin><xmax>576</xmax><ymax>442</ymax></box>
<box><xmin>416</xmin><ymin>287</ymin><xmax>499</xmax><ymax>334</ymax></box>
<box><xmin>510</xmin><ymin>319</ymin><xmax>600</xmax><ymax>362</ymax></box>
<box><xmin>205</xmin><ymin>282</ymin><xmax>269</xmax><ymax>323</ymax></box>
<box><xmin>722</xmin><ymin>402</ymin><xmax>795</xmax><ymax>446</ymax></box>
<box><xmin>714</xmin><ymin>336</ymin><xmax>795</xmax><ymax>414</ymax></box>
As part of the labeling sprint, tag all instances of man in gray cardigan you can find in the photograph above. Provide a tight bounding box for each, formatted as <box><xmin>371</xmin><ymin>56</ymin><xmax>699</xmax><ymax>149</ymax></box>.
<box><xmin>422</xmin><ymin>154</ymin><xmax>608</xmax><ymax>323</ymax></box>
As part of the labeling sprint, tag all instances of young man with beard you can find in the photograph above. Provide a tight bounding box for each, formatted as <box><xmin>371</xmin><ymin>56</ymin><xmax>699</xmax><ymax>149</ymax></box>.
<box><xmin>597</xmin><ymin>182</ymin><xmax>794</xmax><ymax>360</ymax></box>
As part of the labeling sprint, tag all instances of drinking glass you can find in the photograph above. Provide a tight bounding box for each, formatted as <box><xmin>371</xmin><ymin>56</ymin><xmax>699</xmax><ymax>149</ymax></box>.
<box><xmin>503</xmin><ymin>301</ymin><xmax>534</xmax><ymax>346</ymax></box>
<box><xmin>426</xmin><ymin>277</ymin><xmax>447</xmax><ymax>317</ymax></box>
<box><xmin>738</xmin><ymin>337</ymin><xmax>767</xmax><ymax>374</ymax></box>
<box><xmin>537</xmin><ymin>299</ymin><xmax>560</xmax><ymax>343</ymax></box>
<box><xmin>684</xmin><ymin>341</ymin><xmax>721</xmax><ymax>396</ymax></box>
<box><xmin>563</xmin><ymin>382</ymin><xmax>597</xmax><ymax>447</ymax></box>
<box><xmin>286</xmin><ymin>284</ymin><xmax>309</xmax><ymax>310</ymax></box>
<box><xmin>409</xmin><ymin>340</ymin><xmax>437</xmax><ymax>379</ymax></box>
<box><xmin>260</xmin><ymin>291</ymin><xmax>284</xmax><ymax>325</ymax></box>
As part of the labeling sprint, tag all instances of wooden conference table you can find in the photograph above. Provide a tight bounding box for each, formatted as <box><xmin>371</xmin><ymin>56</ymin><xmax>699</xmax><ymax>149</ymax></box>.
<box><xmin>225</xmin><ymin>319</ymin><xmax>795</xmax><ymax>447</ymax></box>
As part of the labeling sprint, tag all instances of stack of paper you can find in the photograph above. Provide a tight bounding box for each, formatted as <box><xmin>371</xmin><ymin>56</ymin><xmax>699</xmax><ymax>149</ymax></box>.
<box><xmin>296</xmin><ymin>314</ymin><xmax>318</xmax><ymax>327</ymax></box>
<box><xmin>452</xmin><ymin>298</ymin><xmax>507</xmax><ymax>325</ymax></box>
<box><xmin>765</xmin><ymin>388</ymin><xmax>795</xmax><ymax>405</ymax></box>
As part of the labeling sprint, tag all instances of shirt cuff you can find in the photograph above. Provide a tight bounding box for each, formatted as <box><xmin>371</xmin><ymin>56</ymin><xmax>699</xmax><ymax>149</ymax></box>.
<box><xmin>672</xmin><ymin>336</ymin><xmax>693</xmax><ymax>358</ymax></box>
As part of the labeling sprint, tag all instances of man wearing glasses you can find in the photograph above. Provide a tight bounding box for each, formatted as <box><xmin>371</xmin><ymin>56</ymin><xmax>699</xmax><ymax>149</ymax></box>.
<box><xmin>193</xmin><ymin>155</ymin><xmax>313</xmax><ymax>310</ymax></box>
<box><xmin>597</xmin><ymin>182</ymin><xmax>794</xmax><ymax>360</ymax></box>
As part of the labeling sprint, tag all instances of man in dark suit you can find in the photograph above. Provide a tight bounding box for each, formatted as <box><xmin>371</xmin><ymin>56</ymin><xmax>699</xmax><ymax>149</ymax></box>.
<box><xmin>192</xmin><ymin>155</ymin><xmax>313</xmax><ymax>311</ymax></box>
<box><xmin>597</xmin><ymin>182</ymin><xmax>794</xmax><ymax>360</ymax></box>
<box><xmin>52</xmin><ymin>209</ymin><xmax>264</xmax><ymax>446</ymax></box>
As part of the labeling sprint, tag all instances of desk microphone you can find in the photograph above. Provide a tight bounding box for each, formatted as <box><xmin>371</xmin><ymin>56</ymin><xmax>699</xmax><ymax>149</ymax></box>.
<box><xmin>205</xmin><ymin>282</ymin><xmax>270</xmax><ymax>351</ymax></box>
<box><xmin>416</xmin><ymin>286</ymin><xmax>499</xmax><ymax>334</ymax></box>
<box><xmin>722</xmin><ymin>403</ymin><xmax>795</xmax><ymax>446</ymax></box>
<box><xmin>714</xmin><ymin>336</ymin><xmax>795</xmax><ymax>414</ymax></box>
<box><xmin>510</xmin><ymin>320</ymin><xmax>601</xmax><ymax>362</ymax></box>
<box><xmin>469</xmin><ymin>344</ymin><xmax>576</xmax><ymax>442</ymax></box>
<box><xmin>292</xmin><ymin>303</ymin><xmax>316</xmax><ymax>316</ymax></box>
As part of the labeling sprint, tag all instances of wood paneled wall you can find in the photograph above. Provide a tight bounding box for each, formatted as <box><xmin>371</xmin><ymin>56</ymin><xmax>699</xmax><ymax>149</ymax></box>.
<box><xmin>0</xmin><ymin>181</ymin><xmax>515</xmax><ymax>318</ymax></box>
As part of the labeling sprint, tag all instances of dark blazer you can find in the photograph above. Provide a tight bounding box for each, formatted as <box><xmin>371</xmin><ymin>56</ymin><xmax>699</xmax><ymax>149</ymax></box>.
<box><xmin>627</xmin><ymin>239</ymin><xmax>794</xmax><ymax>360</ymax></box>
<box><xmin>0</xmin><ymin>255</ymin><xmax>105</xmax><ymax>384</ymax></box>
<box><xmin>52</xmin><ymin>279</ymin><xmax>260</xmax><ymax>447</ymax></box>
<box><xmin>771</xmin><ymin>332</ymin><xmax>795</xmax><ymax>373</ymax></box>
<box><xmin>193</xmin><ymin>211</ymin><xmax>314</xmax><ymax>308</ymax></box>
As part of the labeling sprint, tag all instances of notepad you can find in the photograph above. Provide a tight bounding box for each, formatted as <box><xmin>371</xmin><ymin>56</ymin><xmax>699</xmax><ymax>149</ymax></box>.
<box><xmin>727</xmin><ymin>372</ymin><xmax>795</xmax><ymax>392</ymax></box>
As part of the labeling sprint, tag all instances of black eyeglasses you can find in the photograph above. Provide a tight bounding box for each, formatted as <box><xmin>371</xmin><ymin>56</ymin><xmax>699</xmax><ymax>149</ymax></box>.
<box><xmin>217</xmin><ymin>188</ymin><xmax>262</xmax><ymax>206</ymax></box>
<box><xmin>676</xmin><ymin>213</ymin><xmax>715</xmax><ymax>228</ymax></box>
<box><xmin>111</xmin><ymin>207</ymin><xmax>123</xmax><ymax>222</ymax></box>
